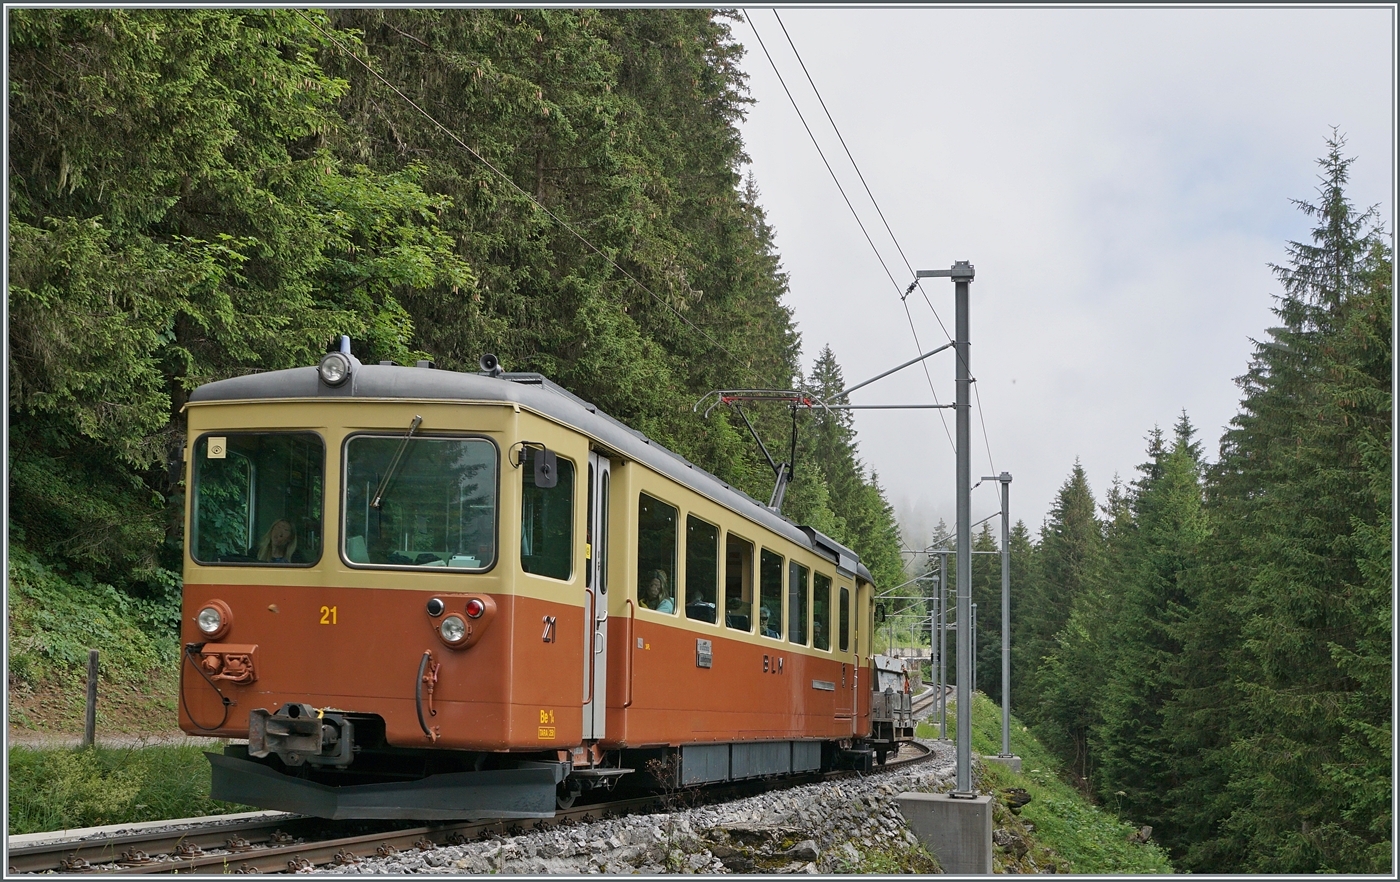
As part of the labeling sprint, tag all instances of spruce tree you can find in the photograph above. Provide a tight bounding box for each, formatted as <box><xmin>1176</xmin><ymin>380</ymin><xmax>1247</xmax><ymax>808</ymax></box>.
<box><xmin>1206</xmin><ymin>133</ymin><xmax>1392</xmax><ymax>873</ymax></box>
<box><xmin>1013</xmin><ymin>461</ymin><xmax>1103</xmax><ymax>719</ymax></box>
<box><xmin>1096</xmin><ymin>416</ymin><xmax>1209</xmax><ymax>845</ymax></box>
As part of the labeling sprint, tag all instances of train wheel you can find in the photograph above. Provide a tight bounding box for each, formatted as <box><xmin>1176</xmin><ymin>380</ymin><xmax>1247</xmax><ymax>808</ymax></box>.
<box><xmin>556</xmin><ymin>782</ymin><xmax>580</xmax><ymax>810</ymax></box>
<box><xmin>876</xmin><ymin>748</ymin><xmax>888</xmax><ymax>766</ymax></box>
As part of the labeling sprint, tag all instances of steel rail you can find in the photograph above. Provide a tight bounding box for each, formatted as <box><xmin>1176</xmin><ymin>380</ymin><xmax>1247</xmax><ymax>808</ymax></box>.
<box><xmin>6</xmin><ymin>814</ymin><xmax>320</xmax><ymax>874</ymax></box>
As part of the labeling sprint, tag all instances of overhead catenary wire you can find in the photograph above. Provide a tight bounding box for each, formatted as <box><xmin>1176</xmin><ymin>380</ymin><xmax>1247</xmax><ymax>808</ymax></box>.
<box><xmin>293</xmin><ymin>10</ymin><xmax>777</xmax><ymax>390</ymax></box>
<box><xmin>767</xmin><ymin>6</ymin><xmax>996</xmax><ymax>476</ymax></box>
<box><xmin>747</xmin><ymin>11</ymin><xmax>955</xmax><ymax>452</ymax></box>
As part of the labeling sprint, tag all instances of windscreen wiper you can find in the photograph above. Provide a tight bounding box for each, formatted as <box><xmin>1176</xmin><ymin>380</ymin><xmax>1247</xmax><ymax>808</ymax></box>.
<box><xmin>371</xmin><ymin>415</ymin><xmax>423</xmax><ymax>509</ymax></box>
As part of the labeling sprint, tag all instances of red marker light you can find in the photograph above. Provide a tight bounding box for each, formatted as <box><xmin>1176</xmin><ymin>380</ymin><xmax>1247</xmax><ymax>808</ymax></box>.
<box><xmin>465</xmin><ymin>598</ymin><xmax>485</xmax><ymax>619</ymax></box>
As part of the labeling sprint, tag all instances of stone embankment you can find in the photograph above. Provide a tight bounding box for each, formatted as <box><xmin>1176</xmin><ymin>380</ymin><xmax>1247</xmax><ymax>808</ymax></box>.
<box><xmin>314</xmin><ymin>740</ymin><xmax>959</xmax><ymax>875</ymax></box>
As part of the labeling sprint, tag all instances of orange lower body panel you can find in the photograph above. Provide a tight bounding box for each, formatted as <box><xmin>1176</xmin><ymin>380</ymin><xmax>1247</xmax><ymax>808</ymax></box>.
<box><xmin>180</xmin><ymin>585</ymin><xmax>867</xmax><ymax>755</ymax></box>
<box><xmin>602</xmin><ymin>616</ymin><xmax>865</xmax><ymax>749</ymax></box>
<box><xmin>179</xmin><ymin>585</ymin><xmax>585</xmax><ymax>751</ymax></box>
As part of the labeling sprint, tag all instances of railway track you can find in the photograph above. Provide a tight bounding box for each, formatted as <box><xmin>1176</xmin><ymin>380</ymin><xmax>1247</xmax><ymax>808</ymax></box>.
<box><xmin>9</xmin><ymin>742</ymin><xmax>936</xmax><ymax>875</ymax></box>
<box><xmin>911</xmin><ymin>684</ymin><xmax>949</xmax><ymax>717</ymax></box>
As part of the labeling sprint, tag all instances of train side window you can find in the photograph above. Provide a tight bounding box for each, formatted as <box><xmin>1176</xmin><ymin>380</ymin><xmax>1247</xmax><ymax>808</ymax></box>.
<box><xmin>637</xmin><ymin>493</ymin><xmax>677</xmax><ymax>613</ymax></box>
<box><xmin>813</xmin><ymin>573</ymin><xmax>832</xmax><ymax>651</ymax></box>
<box><xmin>839</xmin><ymin>585</ymin><xmax>851</xmax><ymax>652</ymax></box>
<box><xmin>193</xmin><ymin>432</ymin><xmax>325</xmax><ymax>566</ymax></box>
<box><xmin>521</xmin><ymin>455</ymin><xmax>574</xmax><ymax>580</ymax></box>
<box><xmin>724</xmin><ymin>535</ymin><xmax>754</xmax><ymax>632</ymax></box>
<box><xmin>685</xmin><ymin>516</ymin><xmax>719</xmax><ymax>624</ymax></box>
<box><xmin>759</xmin><ymin>549</ymin><xmax>783</xmax><ymax>639</ymax></box>
<box><xmin>788</xmin><ymin>561</ymin><xmax>809</xmax><ymax>646</ymax></box>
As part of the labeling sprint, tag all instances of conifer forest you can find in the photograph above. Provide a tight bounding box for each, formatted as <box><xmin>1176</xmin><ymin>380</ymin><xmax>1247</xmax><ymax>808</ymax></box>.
<box><xmin>6</xmin><ymin>9</ymin><xmax>1392</xmax><ymax>874</ymax></box>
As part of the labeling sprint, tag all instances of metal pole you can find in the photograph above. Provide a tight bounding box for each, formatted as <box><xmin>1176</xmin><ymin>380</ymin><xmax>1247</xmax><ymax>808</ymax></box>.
<box><xmin>928</xmin><ymin>567</ymin><xmax>937</xmax><ymax>721</ymax></box>
<box><xmin>972</xmin><ymin>603</ymin><xmax>978</xmax><ymax>694</ymax></box>
<box><xmin>952</xmin><ymin>261</ymin><xmax>975</xmax><ymax>795</ymax></box>
<box><xmin>999</xmin><ymin>473</ymin><xmax>1012</xmax><ymax>757</ymax></box>
<box><xmin>938</xmin><ymin>550</ymin><xmax>949</xmax><ymax>740</ymax></box>
<box><xmin>83</xmin><ymin>649</ymin><xmax>99</xmax><ymax>749</ymax></box>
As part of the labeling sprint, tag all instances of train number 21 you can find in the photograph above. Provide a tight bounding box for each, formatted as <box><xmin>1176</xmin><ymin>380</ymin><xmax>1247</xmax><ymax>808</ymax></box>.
<box><xmin>319</xmin><ymin>606</ymin><xmax>338</xmax><ymax>625</ymax></box>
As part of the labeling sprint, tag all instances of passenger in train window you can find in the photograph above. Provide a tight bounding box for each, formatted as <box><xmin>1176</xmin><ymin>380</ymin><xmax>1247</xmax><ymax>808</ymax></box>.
<box><xmin>642</xmin><ymin>569</ymin><xmax>674</xmax><ymax>613</ymax></box>
<box><xmin>253</xmin><ymin>519</ymin><xmax>303</xmax><ymax>564</ymax></box>
<box><xmin>759</xmin><ymin>607</ymin><xmax>779</xmax><ymax>638</ymax></box>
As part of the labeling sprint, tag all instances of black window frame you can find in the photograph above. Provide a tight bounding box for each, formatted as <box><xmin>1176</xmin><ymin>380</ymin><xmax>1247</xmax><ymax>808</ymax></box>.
<box><xmin>191</xmin><ymin>430</ymin><xmax>327</xmax><ymax>568</ymax></box>
<box><xmin>813</xmin><ymin>571</ymin><xmax>832</xmax><ymax>651</ymax></box>
<box><xmin>519</xmin><ymin>451</ymin><xmax>576</xmax><ymax>582</ymax></box>
<box><xmin>759</xmin><ymin>548</ymin><xmax>784</xmax><ymax>640</ymax></box>
<box><xmin>684</xmin><ymin>514</ymin><xmax>720</xmax><ymax>624</ymax></box>
<box><xmin>840</xmin><ymin>584</ymin><xmax>852</xmax><ymax>652</ymax></box>
<box><xmin>636</xmin><ymin>491</ymin><xmax>679</xmax><ymax>614</ymax></box>
<box><xmin>788</xmin><ymin>560</ymin><xmax>809</xmax><ymax>646</ymax></box>
<box><xmin>724</xmin><ymin>533</ymin><xmax>755</xmax><ymax>634</ymax></box>
<box><xmin>339</xmin><ymin>431</ymin><xmax>502</xmax><ymax>574</ymax></box>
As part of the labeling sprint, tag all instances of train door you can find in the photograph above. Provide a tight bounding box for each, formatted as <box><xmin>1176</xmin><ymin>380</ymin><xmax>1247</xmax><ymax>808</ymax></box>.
<box><xmin>834</xmin><ymin>580</ymin><xmax>855</xmax><ymax>727</ymax></box>
<box><xmin>582</xmin><ymin>452</ymin><xmax>611</xmax><ymax>740</ymax></box>
<box><xmin>856</xmin><ymin>581</ymin><xmax>872</xmax><ymax>730</ymax></box>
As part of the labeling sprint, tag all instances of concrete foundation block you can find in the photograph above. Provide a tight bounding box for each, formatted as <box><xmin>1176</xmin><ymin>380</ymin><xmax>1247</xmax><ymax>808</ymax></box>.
<box><xmin>984</xmin><ymin>754</ymin><xmax>1022</xmax><ymax>772</ymax></box>
<box><xmin>895</xmin><ymin>792</ymin><xmax>993</xmax><ymax>875</ymax></box>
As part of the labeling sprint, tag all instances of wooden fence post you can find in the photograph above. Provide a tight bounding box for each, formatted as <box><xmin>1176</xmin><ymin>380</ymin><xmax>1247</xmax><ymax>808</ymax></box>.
<box><xmin>83</xmin><ymin>649</ymin><xmax>99</xmax><ymax>749</ymax></box>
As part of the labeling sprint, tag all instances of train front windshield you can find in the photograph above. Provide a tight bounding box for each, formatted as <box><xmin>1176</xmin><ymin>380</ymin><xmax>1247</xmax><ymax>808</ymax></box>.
<box><xmin>191</xmin><ymin>433</ymin><xmax>325</xmax><ymax>565</ymax></box>
<box><xmin>343</xmin><ymin>435</ymin><xmax>498</xmax><ymax>570</ymax></box>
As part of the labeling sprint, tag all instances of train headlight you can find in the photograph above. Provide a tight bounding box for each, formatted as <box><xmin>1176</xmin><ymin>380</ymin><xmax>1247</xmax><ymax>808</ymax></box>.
<box><xmin>440</xmin><ymin>615</ymin><xmax>468</xmax><ymax>645</ymax></box>
<box><xmin>195</xmin><ymin>600</ymin><xmax>232</xmax><ymax>640</ymax></box>
<box><xmin>197</xmin><ymin>607</ymin><xmax>222</xmax><ymax>634</ymax></box>
<box><xmin>318</xmin><ymin>352</ymin><xmax>351</xmax><ymax>387</ymax></box>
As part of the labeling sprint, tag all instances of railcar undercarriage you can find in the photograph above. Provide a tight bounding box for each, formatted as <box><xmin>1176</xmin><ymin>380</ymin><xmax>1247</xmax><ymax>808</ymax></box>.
<box><xmin>209</xmin><ymin>706</ymin><xmax>890</xmax><ymax>820</ymax></box>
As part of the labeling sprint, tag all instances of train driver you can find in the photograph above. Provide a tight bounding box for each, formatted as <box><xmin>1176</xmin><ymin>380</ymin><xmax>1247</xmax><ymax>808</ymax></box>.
<box><xmin>254</xmin><ymin>518</ymin><xmax>303</xmax><ymax>564</ymax></box>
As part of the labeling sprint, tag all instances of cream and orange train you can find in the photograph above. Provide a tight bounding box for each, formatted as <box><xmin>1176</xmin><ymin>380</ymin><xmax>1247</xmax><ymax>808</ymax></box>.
<box><xmin>178</xmin><ymin>345</ymin><xmax>909</xmax><ymax>819</ymax></box>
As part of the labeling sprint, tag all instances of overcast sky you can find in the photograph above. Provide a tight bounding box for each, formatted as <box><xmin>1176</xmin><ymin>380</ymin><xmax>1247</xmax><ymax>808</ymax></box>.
<box><xmin>730</xmin><ymin>6</ymin><xmax>1395</xmax><ymax>548</ymax></box>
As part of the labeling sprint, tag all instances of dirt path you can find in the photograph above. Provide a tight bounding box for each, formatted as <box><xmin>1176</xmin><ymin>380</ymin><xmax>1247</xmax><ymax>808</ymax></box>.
<box><xmin>7</xmin><ymin>729</ymin><xmax>229</xmax><ymax>749</ymax></box>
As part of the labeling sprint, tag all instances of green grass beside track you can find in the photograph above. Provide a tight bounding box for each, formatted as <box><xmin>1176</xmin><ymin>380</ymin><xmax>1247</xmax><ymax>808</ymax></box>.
<box><xmin>920</xmin><ymin>692</ymin><xmax>1176</xmax><ymax>874</ymax></box>
<box><xmin>7</xmin><ymin>743</ymin><xmax>252</xmax><ymax>836</ymax></box>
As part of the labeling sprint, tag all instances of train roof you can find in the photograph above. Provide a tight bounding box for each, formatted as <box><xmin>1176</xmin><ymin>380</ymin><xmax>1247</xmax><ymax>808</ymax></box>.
<box><xmin>188</xmin><ymin>361</ymin><xmax>874</xmax><ymax>583</ymax></box>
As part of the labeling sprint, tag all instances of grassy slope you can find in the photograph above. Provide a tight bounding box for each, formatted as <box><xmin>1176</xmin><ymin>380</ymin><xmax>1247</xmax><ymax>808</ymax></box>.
<box><xmin>919</xmin><ymin>692</ymin><xmax>1176</xmax><ymax>874</ymax></box>
<box><xmin>7</xmin><ymin>547</ymin><xmax>184</xmax><ymax>735</ymax></box>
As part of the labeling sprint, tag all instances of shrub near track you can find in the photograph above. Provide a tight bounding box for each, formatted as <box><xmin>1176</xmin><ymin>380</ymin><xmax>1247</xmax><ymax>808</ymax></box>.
<box><xmin>7</xmin><ymin>548</ymin><xmax>179</xmax><ymax>694</ymax></box>
<box><xmin>7</xmin><ymin>744</ymin><xmax>253</xmax><ymax>836</ymax></box>
<box><xmin>920</xmin><ymin>692</ymin><xmax>1176</xmax><ymax>874</ymax></box>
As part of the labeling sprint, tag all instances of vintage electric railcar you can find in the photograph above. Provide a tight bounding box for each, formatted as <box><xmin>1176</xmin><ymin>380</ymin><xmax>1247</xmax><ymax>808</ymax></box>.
<box><xmin>178</xmin><ymin>346</ymin><xmax>908</xmax><ymax>819</ymax></box>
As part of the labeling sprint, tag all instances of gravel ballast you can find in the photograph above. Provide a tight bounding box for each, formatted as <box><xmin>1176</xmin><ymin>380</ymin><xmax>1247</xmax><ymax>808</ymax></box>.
<box><xmin>311</xmin><ymin>739</ymin><xmax>958</xmax><ymax>875</ymax></box>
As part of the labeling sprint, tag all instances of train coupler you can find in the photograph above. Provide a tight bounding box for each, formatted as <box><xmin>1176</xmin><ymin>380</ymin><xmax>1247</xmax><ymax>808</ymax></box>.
<box><xmin>248</xmin><ymin>704</ymin><xmax>354</xmax><ymax>768</ymax></box>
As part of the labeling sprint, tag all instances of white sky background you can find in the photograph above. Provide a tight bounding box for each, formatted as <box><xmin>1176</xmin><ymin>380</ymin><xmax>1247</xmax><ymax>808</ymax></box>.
<box><xmin>731</xmin><ymin>6</ymin><xmax>1395</xmax><ymax>548</ymax></box>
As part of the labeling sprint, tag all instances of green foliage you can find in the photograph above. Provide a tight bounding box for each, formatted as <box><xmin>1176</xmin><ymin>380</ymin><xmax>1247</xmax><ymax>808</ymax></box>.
<box><xmin>852</xmin><ymin>841</ymin><xmax>942</xmax><ymax>874</ymax></box>
<box><xmin>793</xmin><ymin>345</ymin><xmax>908</xmax><ymax>591</ymax></box>
<box><xmin>7</xmin><ymin>547</ymin><xmax>180</xmax><ymax>689</ymax></box>
<box><xmin>8</xmin><ymin>8</ymin><xmax>471</xmax><ymax>584</ymax></box>
<box><xmin>7</xmin><ymin>744</ymin><xmax>251</xmax><ymax>835</ymax></box>
<box><xmin>923</xmin><ymin>693</ymin><xmax>1176</xmax><ymax>874</ymax></box>
<box><xmin>1094</xmin><ymin>417</ymin><xmax>1209</xmax><ymax>838</ymax></box>
<box><xmin>1013</xmin><ymin>461</ymin><xmax>1102</xmax><ymax>720</ymax></box>
<box><xmin>1015</xmin><ymin>134</ymin><xmax>1391</xmax><ymax>874</ymax></box>
<box><xmin>1205</xmin><ymin>132</ymin><xmax>1392</xmax><ymax>874</ymax></box>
